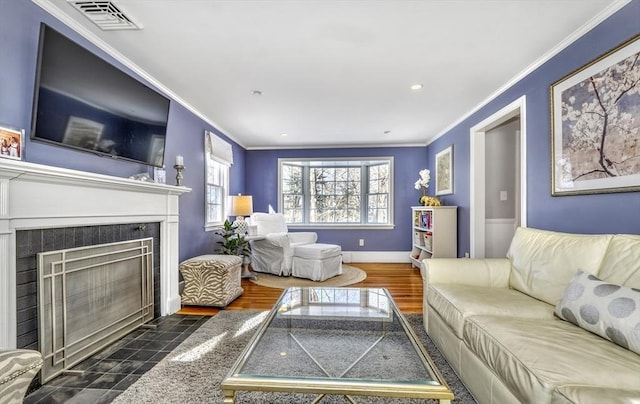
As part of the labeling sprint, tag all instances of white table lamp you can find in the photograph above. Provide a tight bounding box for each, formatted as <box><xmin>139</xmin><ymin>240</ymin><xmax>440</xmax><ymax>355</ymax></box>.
<box><xmin>230</xmin><ymin>194</ymin><xmax>253</xmax><ymax>235</ymax></box>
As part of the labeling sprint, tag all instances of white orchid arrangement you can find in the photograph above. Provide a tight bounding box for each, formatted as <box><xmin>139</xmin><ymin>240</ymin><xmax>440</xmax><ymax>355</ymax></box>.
<box><xmin>414</xmin><ymin>169</ymin><xmax>431</xmax><ymax>191</ymax></box>
<box><xmin>414</xmin><ymin>168</ymin><xmax>441</xmax><ymax>206</ymax></box>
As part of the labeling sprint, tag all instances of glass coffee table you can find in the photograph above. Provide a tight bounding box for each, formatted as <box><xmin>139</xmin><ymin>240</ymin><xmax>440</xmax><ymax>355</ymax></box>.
<box><xmin>221</xmin><ymin>287</ymin><xmax>453</xmax><ymax>403</ymax></box>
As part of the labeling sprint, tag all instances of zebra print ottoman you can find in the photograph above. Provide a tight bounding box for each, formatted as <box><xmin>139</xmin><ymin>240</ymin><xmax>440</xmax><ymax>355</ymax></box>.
<box><xmin>179</xmin><ymin>255</ymin><xmax>244</xmax><ymax>307</ymax></box>
<box><xmin>0</xmin><ymin>349</ymin><xmax>42</xmax><ymax>404</ymax></box>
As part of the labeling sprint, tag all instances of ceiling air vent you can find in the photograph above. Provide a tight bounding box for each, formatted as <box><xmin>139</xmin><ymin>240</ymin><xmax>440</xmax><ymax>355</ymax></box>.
<box><xmin>67</xmin><ymin>1</ymin><xmax>143</xmax><ymax>30</ymax></box>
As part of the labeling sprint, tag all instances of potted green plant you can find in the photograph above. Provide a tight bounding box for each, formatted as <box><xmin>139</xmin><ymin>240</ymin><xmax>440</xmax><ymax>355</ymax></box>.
<box><xmin>216</xmin><ymin>219</ymin><xmax>251</xmax><ymax>256</ymax></box>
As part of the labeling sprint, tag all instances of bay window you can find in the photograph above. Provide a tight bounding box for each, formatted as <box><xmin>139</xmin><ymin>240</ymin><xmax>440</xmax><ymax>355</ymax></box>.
<box><xmin>278</xmin><ymin>157</ymin><xmax>393</xmax><ymax>228</ymax></box>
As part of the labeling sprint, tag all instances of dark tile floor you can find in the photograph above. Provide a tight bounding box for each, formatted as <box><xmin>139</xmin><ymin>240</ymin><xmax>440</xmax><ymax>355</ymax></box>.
<box><xmin>24</xmin><ymin>314</ymin><xmax>209</xmax><ymax>404</ymax></box>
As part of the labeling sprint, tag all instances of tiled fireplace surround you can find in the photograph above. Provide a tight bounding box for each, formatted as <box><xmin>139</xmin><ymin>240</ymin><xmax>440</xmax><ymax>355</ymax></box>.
<box><xmin>0</xmin><ymin>159</ymin><xmax>190</xmax><ymax>350</ymax></box>
<box><xmin>16</xmin><ymin>223</ymin><xmax>162</xmax><ymax>351</ymax></box>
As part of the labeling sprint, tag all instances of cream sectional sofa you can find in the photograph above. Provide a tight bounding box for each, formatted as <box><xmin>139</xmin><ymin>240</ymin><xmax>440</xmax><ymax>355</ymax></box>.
<box><xmin>421</xmin><ymin>227</ymin><xmax>640</xmax><ymax>404</ymax></box>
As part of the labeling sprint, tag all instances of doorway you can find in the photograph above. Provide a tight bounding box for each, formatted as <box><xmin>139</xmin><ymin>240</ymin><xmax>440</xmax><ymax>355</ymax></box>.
<box><xmin>470</xmin><ymin>96</ymin><xmax>527</xmax><ymax>258</ymax></box>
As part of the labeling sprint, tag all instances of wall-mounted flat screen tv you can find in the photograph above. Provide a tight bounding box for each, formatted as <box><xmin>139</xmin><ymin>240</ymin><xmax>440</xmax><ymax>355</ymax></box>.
<box><xmin>31</xmin><ymin>24</ymin><xmax>170</xmax><ymax>168</ymax></box>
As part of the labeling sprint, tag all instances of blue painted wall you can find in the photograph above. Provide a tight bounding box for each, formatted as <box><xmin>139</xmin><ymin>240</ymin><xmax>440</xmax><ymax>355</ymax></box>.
<box><xmin>0</xmin><ymin>0</ymin><xmax>245</xmax><ymax>261</ymax></box>
<box><xmin>426</xmin><ymin>1</ymin><xmax>640</xmax><ymax>256</ymax></box>
<box><xmin>245</xmin><ymin>147</ymin><xmax>428</xmax><ymax>252</ymax></box>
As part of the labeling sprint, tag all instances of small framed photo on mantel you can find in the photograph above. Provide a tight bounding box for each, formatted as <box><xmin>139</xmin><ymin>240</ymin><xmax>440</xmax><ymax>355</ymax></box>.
<box><xmin>154</xmin><ymin>167</ymin><xmax>166</xmax><ymax>184</ymax></box>
<box><xmin>0</xmin><ymin>125</ymin><xmax>25</xmax><ymax>161</ymax></box>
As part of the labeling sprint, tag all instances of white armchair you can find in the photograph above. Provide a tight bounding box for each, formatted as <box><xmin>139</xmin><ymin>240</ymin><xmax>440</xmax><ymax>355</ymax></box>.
<box><xmin>249</xmin><ymin>212</ymin><xmax>318</xmax><ymax>276</ymax></box>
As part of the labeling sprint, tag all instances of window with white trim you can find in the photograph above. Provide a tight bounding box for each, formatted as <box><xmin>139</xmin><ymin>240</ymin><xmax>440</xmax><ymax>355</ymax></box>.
<box><xmin>278</xmin><ymin>157</ymin><xmax>393</xmax><ymax>227</ymax></box>
<box><xmin>205</xmin><ymin>131</ymin><xmax>233</xmax><ymax>230</ymax></box>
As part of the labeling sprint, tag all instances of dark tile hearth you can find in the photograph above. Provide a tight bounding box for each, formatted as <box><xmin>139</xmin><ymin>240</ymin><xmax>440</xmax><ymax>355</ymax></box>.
<box><xmin>24</xmin><ymin>314</ymin><xmax>208</xmax><ymax>404</ymax></box>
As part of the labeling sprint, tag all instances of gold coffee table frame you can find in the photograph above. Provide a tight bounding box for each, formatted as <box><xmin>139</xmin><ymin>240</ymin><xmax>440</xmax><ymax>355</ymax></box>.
<box><xmin>221</xmin><ymin>287</ymin><xmax>453</xmax><ymax>403</ymax></box>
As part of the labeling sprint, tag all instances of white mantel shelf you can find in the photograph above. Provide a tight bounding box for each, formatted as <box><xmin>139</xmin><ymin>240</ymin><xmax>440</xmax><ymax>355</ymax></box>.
<box><xmin>0</xmin><ymin>159</ymin><xmax>191</xmax><ymax>349</ymax></box>
<box><xmin>0</xmin><ymin>159</ymin><xmax>190</xmax><ymax>195</ymax></box>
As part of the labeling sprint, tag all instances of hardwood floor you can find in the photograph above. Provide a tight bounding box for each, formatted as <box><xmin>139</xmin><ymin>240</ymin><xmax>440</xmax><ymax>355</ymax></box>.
<box><xmin>178</xmin><ymin>262</ymin><xmax>424</xmax><ymax>316</ymax></box>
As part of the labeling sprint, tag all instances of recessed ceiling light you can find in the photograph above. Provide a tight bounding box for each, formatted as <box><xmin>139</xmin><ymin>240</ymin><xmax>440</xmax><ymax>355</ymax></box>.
<box><xmin>280</xmin><ymin>133</ymin><xmax>288</xmax><ymax>137</ymax></box>
<box><xmin>252</xmin><ymin>90</ymin><xmax>262</xmax><ymax>96</ymax></box>
<box><xmin>410</xmin><ymin>84</ymin><xmax>423</xmax><ymax>90</ymax></box>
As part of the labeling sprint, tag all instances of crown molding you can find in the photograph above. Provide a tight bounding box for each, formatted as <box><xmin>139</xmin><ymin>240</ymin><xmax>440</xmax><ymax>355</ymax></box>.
<box><xmin>246</xmin><ymin>142</ymin><xmax>427</xmax><ymax>151</ymax></box>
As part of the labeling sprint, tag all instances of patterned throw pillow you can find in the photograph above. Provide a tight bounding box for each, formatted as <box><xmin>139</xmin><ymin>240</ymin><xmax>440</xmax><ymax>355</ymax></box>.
<box><xmin>555</xmin><ymin>270</ymin><xmax>640</xmax><ymax>355</ymax></box>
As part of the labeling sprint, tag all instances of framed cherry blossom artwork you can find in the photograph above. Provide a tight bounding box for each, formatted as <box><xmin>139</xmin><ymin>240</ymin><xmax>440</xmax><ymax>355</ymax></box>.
<box><xmin>551</xmin><ymin>34</ymin><xmax>640</xmax><ymax>196</ymax></box>
<box><xmin>0</xmin><ymin>125</ymin><xmax>24</xmax><ymax>161</ymax></box>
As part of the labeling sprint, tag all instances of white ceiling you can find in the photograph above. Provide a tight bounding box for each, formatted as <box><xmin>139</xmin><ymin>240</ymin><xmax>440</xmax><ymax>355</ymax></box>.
<box><xmin>34</xmin><ymin>0</ymin><xmax>622</xmax><ymax>149</ymax></box>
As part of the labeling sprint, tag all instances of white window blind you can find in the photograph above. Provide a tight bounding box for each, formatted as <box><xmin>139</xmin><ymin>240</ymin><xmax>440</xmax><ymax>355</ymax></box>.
<box><xmin>204</xmin><ymin>131</ymin><xmax>232</xmax><ymax>229</ymax></box>
<box><xmin>206</xmin><ymin>130</ymin><xmax>233</xmax><ymax>166</ymax></box>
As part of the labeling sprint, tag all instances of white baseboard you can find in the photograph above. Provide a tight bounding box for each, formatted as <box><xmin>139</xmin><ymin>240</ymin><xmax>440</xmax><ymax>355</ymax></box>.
<box><xmin>342</xmin><ymin>251</ymin><xmax>410</xmax><ymax>263</ymax></box>
<box><xmin>166</xmin><ymin>295</ymin><xmax>182</xmax><ymax>316</ymax></box>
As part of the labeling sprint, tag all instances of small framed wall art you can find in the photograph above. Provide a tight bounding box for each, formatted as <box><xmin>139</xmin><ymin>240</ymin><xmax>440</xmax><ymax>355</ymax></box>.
<box><xmin>0</xmin><ymin>125</ymin><xmax>24</xmax><ymax>161</ymax></box>
<box><xmin>551</xmin><ymin>34</ymin><xmax>640</xmax><ymax>196</ymax></box>
<box><xmin>435</xmin><ymin>145</ymin><xmax>453</xmax><ymax>195</ymax></box>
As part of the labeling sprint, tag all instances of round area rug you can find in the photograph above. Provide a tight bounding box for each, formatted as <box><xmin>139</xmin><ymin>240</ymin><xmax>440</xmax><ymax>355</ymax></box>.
<box><xmin>250</xmin><ymin>264</ymin><xmax>367</xmax><ymax>289</ymax></box>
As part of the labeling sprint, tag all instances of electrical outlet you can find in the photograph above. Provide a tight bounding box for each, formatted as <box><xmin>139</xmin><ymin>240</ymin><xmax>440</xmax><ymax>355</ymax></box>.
<box><xmin>500</xmin><ymin>191</ymin><xmax>508</xmax><ymax>201</ymax></box>
<box><xmin>359</xmin><ymin>239</ymin><xmax>365</xmax><ymax>247</ymax></box>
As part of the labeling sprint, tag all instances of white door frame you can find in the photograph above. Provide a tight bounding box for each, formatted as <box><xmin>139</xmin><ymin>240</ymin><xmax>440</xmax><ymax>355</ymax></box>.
<box><xmin>470</xmin><ymin>96</ymin><xmax>527</xmax><ymax>258</ymax></box>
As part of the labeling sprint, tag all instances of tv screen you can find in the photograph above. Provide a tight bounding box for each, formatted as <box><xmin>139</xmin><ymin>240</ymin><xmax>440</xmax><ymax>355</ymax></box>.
<box><xmin>31</xmin><ymin>24</ymin><xmax>170</xmax><ymax>168</ymax></box>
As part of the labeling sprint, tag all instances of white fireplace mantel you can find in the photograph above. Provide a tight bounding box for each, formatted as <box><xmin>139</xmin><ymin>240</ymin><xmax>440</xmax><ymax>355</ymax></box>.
<box><xmin>0</xmin><ymin>159</ymin><xmax>191</xmax><ymax>349</ymax></box>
